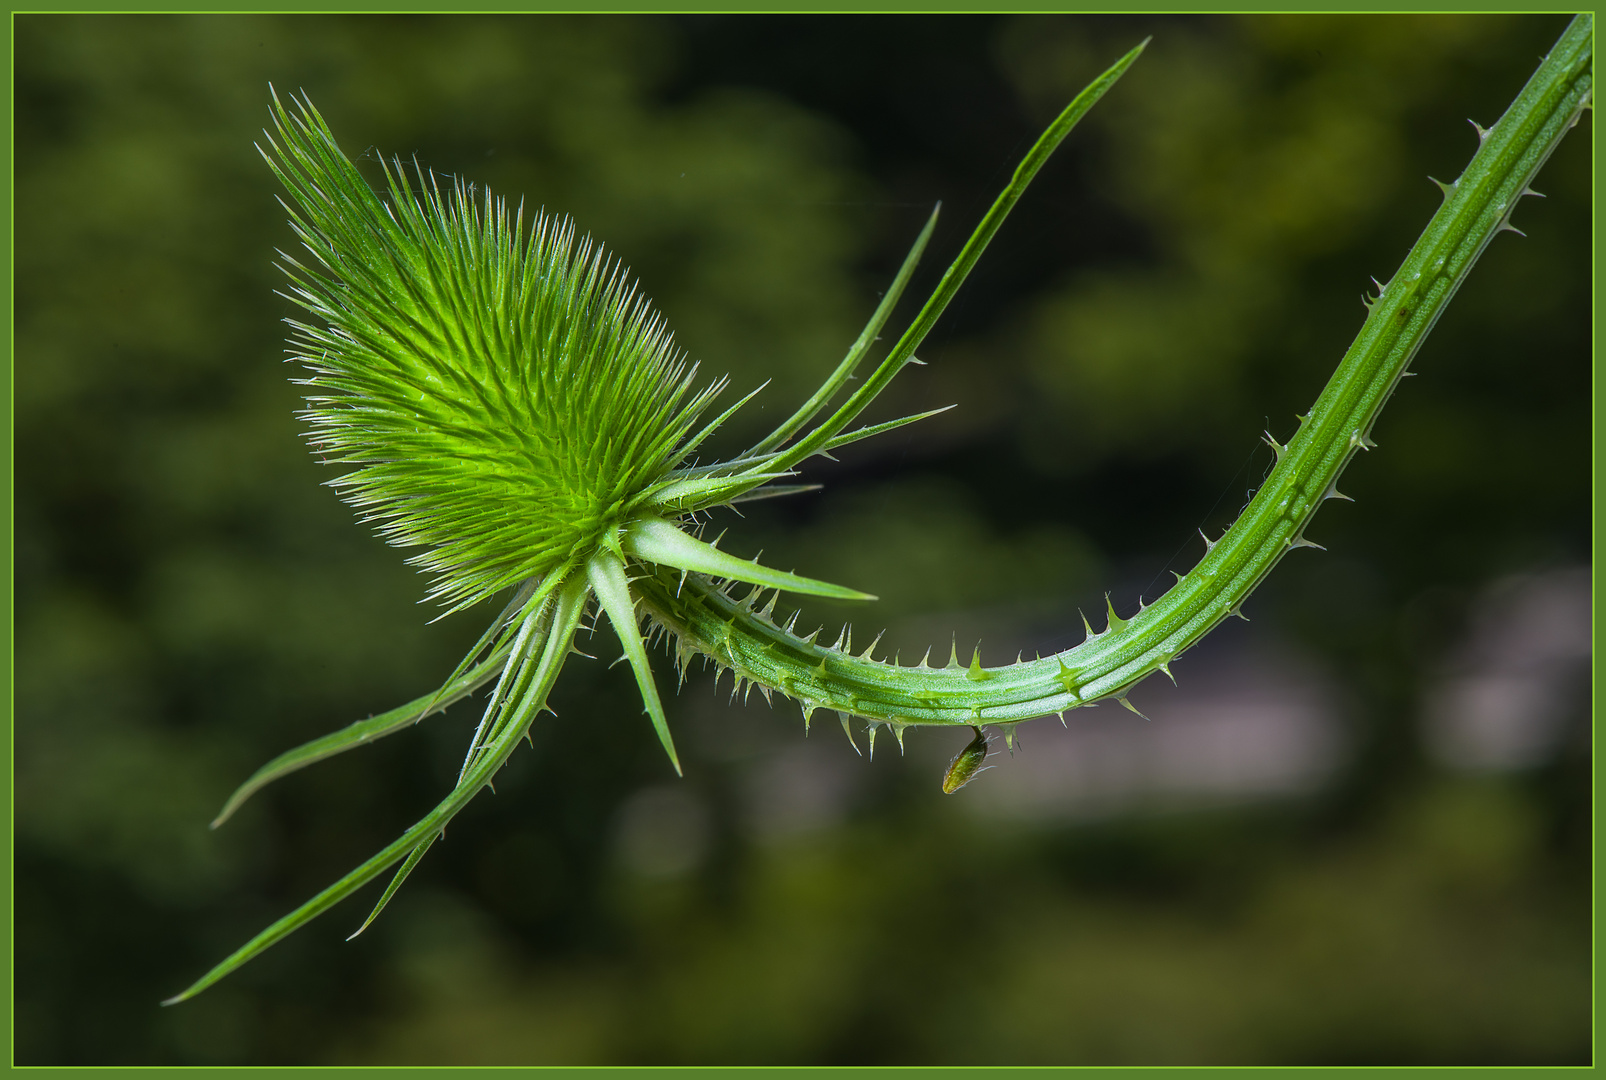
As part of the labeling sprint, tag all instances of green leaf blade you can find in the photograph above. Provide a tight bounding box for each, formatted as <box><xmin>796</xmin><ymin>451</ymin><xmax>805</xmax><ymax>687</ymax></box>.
<box><xmin>586</xmin><ymin>548</ymin><xmax>682</xmax><ymax>774</ymax></box>
<box><xmin>209</xmin><ymin>649</ymin><xmax>510</xmax><ymax>829</ymax></box>
<box><xmin>623</xmin><ymin>517</ymin><xmax>875</xmax><ymax>602</ymax></box>
<box><xmin>166</xmin><ymin>576</ymin><xmax>592</xmax><ymax>1005</ymax></box>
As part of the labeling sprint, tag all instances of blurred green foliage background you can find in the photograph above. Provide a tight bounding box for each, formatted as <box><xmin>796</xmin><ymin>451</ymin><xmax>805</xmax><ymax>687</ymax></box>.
<box><xmin>14</xmin><ymin>14</ymin><xmax>1591</xmax><ymax>1065</ymax></box>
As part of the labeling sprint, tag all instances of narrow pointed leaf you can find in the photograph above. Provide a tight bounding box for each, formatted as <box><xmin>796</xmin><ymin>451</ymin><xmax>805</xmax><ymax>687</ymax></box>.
<box><xmin>347</xmin><ymin>834</ymin><xmax>437</xmax><ymax>940</ymax></box>
<box><xmin>660</xmin><ymin>451</ymin><xmax>787</xmax><ymax>481</ymax></box>
<box><xmin>744</xmin><ymin>203</ymin><xmax>941</xmax><ymax>457</ymax></box>
<box><xmin>642</xmin><ymin>470</ymin><xmax>796</xmax><ymax>513</ymax></box>
<box><xmin>210</xmin><ymin>648</ymin><xmax>510</xmax><ymax>828</ymax></box>
<box><xmin>423</xmin><ymin>578</ymin><xmax>538</xmax><ymax>707</ymax></box>
<box><xmin>165</xmin><ymin>576</ymin><xmax>590</xmax><ymax>1005</ymax></box>
<box><xmin>586</xmin><ymin>549</ymin><xmax>681</xmax><ymax>774</ymax></box>
<box><xmin>622</xmin><ymin>517</ymin><xmax>875</xmax><ymax>601</ymax></box>
<box><xmin>717</xmin><ymin>39</ymin><xmax>1150</xmax><ymax>504</ymax></box>
<box><xmin>818</xmin><ymin>405</ymin><xmax>956</xmax><ymax>455</ymax></box>
<box><xmin>675</xmin><ymin>380</ymin><xmax>768</xmax><ymax>462</ymax></box>
<box><xmin>456</xmin><ymin>592</ymin><xmax>552</xmax><ymax>785</ymax></box>
<box><xmin>728</xmin><ymin>483</ymin><xmax>823</xmax><ymax>505</ymax></box>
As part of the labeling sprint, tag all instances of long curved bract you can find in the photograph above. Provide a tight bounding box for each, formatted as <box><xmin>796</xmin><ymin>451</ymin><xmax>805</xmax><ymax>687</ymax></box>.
<box><xmin>165</xmin><ymin>576</ymin><xmax>592</xmax><ymax>1004</ymax></box>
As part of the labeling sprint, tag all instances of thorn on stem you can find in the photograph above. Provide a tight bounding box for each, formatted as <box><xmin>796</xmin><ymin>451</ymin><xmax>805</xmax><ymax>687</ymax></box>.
<box><xmin>1115</xmin><ymin>694</ymin><xmax>1150</xmax><ymax>721</ymax></box>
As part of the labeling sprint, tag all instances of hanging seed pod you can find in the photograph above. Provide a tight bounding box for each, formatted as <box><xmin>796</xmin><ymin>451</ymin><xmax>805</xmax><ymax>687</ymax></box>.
<box><xmin>942</xmin><ymin>727</ymin><xmax>992</xmax><ymax>794</ymax></box>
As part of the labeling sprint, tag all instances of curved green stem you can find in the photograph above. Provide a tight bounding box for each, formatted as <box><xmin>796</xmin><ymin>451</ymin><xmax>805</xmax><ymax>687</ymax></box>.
<box><xmin>639</xmin><ymin>15</ymin><xmax>1592</xmax><ymax>733</ymax></box>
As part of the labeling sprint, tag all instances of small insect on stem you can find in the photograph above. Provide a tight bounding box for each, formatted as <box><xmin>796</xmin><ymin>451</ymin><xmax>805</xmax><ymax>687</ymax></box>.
<box><xmin>942</xmin><ymin>726</ymin><xmax>992</xmax><ymax>794</ymax></box>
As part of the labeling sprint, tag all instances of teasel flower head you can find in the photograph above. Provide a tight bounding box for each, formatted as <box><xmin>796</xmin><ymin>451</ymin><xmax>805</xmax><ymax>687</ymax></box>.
<box><xmin>169</xmin><ymin>37</ymin><xmax>1164</xmax><ymax>1001</ymax></box>
<box><xmin>268</xmin><ymin>93</ymin><xmax>739</xmax><ymax>615</ymax></box>
<box><xmin>260</xmin><ymin>89</ymin><xmax>888</xmax><ymax>775</ymax></box>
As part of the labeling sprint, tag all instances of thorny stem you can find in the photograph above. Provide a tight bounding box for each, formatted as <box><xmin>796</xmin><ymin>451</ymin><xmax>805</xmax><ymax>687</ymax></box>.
<box><xmin>638</xmin><ymin>15</ymin><xmax>1593</xmax><ymax>735</ymax></box>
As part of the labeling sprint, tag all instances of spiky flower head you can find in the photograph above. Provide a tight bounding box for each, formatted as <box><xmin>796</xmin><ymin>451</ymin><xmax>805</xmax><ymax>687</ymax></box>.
<box><xmin>257</xmin><ymin>88</ymin><xmax>876</xmax><ymax>791</ymax></box>
<box><xmin>263</xmin><ymin>92</ymin><xmax>724</xmax><ymax>612</ymax></box>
